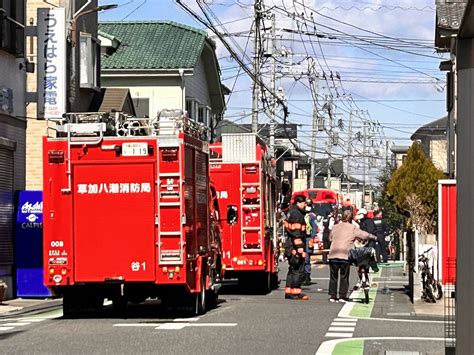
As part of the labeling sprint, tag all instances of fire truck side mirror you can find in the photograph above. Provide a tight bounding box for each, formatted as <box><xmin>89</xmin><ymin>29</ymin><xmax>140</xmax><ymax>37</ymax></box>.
<box><xmin>227</xmin><ymin>205</ymin><xmax>238</xmax><ymax>225</ymax></box>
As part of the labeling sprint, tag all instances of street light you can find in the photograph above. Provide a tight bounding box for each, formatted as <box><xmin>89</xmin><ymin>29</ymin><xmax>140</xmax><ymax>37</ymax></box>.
<box><xmin>70</xmin><ymin>4</ymin><xmax>118</xmax><ymax>47</ymax></box>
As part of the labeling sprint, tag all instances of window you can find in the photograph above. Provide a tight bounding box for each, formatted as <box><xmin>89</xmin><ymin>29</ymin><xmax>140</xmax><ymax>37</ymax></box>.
<box><xmin>0</xmin><ymin>0</ymin><xmax>24</xmax><ymax>56</ymax></box>
<box><xmin>132</xmin><ymin>97</ymin><xmax>150</xmax><ymax>118</ymax></box>
<box><xmin>79</xmin><ymin>32</ymin><xmax>100</xmax><ymax>89</ymax></box>
<box><xmin>185</xmin><ymin>99</ymin><xmax>195</xmax><ymax>120</ymax></box>
<box><xmin>198</xmin><ymin>106</ymin><xmax>205</xmax><ymax>124</ymax></box>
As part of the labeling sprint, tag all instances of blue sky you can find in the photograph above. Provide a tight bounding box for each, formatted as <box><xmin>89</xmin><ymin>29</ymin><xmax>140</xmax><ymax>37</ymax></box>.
<box><xmin>99</xmin><ymin>0</ymin><xmax>447</xmax><ymax>180</ymax></box>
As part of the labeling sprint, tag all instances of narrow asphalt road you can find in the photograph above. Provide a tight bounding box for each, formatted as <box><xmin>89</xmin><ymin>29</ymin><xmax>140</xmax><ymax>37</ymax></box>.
<box><xmin>0</xmin><ymin>262</ymin><xmax>445</xmax><ymax>354</ymax></box>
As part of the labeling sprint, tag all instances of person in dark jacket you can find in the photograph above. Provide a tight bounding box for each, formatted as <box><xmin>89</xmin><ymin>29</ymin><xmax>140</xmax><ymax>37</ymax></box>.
<box><xmin>357</xmin><ymin>208</ymin><xmax>377</xmax><ymax>248</ymax></box>
<box><xmin>373</xmin><ymin>209</ymin><xmax>389</xmax><ymax>263</ymax></box>
<box><xmin>284</xmin><ymin>195</ymin><xmax>309</xmax><ymax>300</ymax></box>
<box><xmin>302</xmin><ymin>198</ymin><xmax>316</xmax><ymax>285</ymax></box>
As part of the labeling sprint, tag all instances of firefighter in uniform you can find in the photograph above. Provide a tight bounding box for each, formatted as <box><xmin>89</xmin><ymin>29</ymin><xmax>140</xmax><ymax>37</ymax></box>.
<box><xmin>284</xmin><ymin>195</ymin><xmax>309</xmax><ymax>300</ymax></box>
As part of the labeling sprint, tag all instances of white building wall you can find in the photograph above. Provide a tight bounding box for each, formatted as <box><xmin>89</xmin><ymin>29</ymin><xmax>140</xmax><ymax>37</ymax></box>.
<box><xmin>101</xmin><ymin>76</ymin><xmax>183</xmax><ymax>118</ymax></box>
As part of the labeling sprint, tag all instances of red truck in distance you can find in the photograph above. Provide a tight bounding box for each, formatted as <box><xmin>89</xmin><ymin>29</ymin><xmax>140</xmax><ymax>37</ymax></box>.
<box><xmin>43</xmin><ymin>111</ymin><xmax>223</xmax><ymax>316</ymax></box>
<box><xmin>210</xmin><ymin>134</ymin><xmax>279</xmax><ymax>292</ymax></box>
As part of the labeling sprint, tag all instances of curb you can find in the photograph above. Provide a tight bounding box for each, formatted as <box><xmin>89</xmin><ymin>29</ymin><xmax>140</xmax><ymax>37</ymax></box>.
<box><xmin>0</xmin><ymin>299</ymin><xmax>62</xmax><ymax>318</ymax></box>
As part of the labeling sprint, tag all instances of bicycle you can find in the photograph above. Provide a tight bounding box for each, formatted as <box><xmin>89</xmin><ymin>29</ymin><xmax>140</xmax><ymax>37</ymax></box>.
<box><xmin>418</xmin><ymin>247</ymin><xmax>443</xmax><ymax>303</ymax></box>
<box><xmin>350</xmin><ymin>239</ymin><xmax>378</xmax><ymax>304</ymax></box>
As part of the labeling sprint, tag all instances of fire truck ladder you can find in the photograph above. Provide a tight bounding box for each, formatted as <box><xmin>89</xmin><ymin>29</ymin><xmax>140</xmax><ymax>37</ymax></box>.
<box><xmin>241</xmin><ymin>182</ymin><xmax>263</xmax><ymax>253</ymax></box>
<box><xmin>158</xmin><ymin>171</ymin><xmax>184</xmax><ymax>265</ymax></box>
<box><xmin>50</xmin><ymin>118</ymin><xmax>107</xmax><ymax>194</ymax></box>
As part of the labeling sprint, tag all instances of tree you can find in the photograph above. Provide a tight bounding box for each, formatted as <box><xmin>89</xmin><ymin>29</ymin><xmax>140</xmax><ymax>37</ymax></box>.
<box><xmin>376</xmin><ymin>164</ymin><xmax>406</xmax><ymax>235</ymax></box>
<box><xmin>387</xmin><ymin>143</ymin><xmax>445</xmax><ymax>233</ymax></box>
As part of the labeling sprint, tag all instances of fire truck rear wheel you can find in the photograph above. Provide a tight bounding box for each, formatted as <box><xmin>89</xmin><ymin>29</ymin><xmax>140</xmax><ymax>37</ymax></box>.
<box><xmin>112</xmin><ymin>297</ymin><xmax>128</xmax><ymax>314</ymax></box>
<box><xmin>270</xmin><ymin>272</ymin><xmax>279</xmax><ymax>290</ymax></box>
<box><xmin>192</xmin><ymin>270</ymin><xmax>207</xmax><ymax>316</ymax></box>
<box><xmin>63</xmin><ymin>292</ymin><xmax>79</xmax><ymax>318</ymax></box>
<box><xmin>261</xmin><ymin>272</ymin><xmax>271</xmax><ymax>294</ymax></box>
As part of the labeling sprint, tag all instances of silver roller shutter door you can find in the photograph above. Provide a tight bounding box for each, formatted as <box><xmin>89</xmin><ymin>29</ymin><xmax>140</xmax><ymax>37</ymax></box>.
<box><xmin>0</xmin><ymin>148</ymin><xmax>14</xmax><ymax>267</ymax></box>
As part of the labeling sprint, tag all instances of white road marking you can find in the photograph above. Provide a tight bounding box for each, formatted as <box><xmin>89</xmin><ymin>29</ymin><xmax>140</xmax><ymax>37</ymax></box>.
<box><xmin>315</xmin><ymin>337</ymin><xmax>445</xmax><ymax>355</ymax></box>
<box><xmin>325</xmin><ymin>317</ymin><xmax>358</xmax><ymax>338</ymax></box>
<box><xmin>18</xmin><ymin>318</ymin><xmax>46</xmax><ymax>322</ymax></box>
<box><xmin>114</xmin><ymin>320</ymin><xmax>237</xmax><ymax>330</ymax></box>
<box><xmin>173</xmin><ymin>317</ymin><xmax>200</xmax><ymax>322</ymax></box>
<box><xmin>0</xmin><ymin>326</ymin><xmax>15</xmax><ymax>331</ymax></box>
<box><xmin>324</xmin><ymin>332</ymin><xmax>353</xmax><ymax>338</ymax></box>
<box><xmin>156</xmin><ymin>323</ymin><xmax>187</xmax><ymax>330</ymax></box>
<box><xmin>386</xmin><ymin>312</ymin><xmax>412</xmax><ymax>316</ymax></box>
<box><xmin>328</xmin><ymin>326</ymin><xmax>355</xmax><ymax>332</ymax></box>
<box><xmin>3</xmin><ymin>322</ymin><xmax>30</xmax><ymax>326</ymax></box>
<box><xmin>188</xmin><ymin>323</ymin><xmax>237</xmax><ymax>327</ymax></box>
<box><xmin>114</xmin><ymin>323</ymin><xmax>162</xmax><ymax>327</ymax></box>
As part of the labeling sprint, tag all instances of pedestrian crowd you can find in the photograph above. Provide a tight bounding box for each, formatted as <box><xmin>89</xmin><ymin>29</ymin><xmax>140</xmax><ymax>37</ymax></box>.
<box><xmin>279</xmin><ymin>195</ymin><xmax>390</xmax><ymax>302</ymax></box>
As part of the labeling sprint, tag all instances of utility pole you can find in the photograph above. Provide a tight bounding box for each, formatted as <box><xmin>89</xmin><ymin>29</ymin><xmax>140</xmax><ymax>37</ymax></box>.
<box><xmin>309</xmin><ymin>60</ymin><xmax>319</xmax><ymax>189</ymax></box>
<box><xmin>326</xmin><ymin>97</ymin><xmax>332</xmax><ymax>190</ymax></box>
<box><xmin>310</xmin><ymin>106</ymin><xmax>317</xmax><ymax>189</ymax></box>
<box><xmin>346</xmin><ymin>110</ymin><xmax>353</xmax><ymax>195</ymax></box>
<box><xmin>251</xmin><ymin>0</ymin><xmax>262</xmax><ymax>134</ymax></box>
<box><xmin>268</xmin><ymin>12</ymin><xmax>276</xmax><ymax>157</ymax></box>
<box><xmin>362</xmin><ymin>120</ymin><xmax>368</xmax><ymax>206</ymax></box>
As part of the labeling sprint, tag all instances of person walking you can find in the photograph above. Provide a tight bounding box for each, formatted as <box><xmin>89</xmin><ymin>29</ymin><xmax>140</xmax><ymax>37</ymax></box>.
<box><xmin>284</xmin><ymin>195</ymin><xmax>309</xmax><ymax>300</ymax></box>
<box><xmin>302</xmin><ymin>199</ymin><xmax>316</xmax><ymax>286</ymax></box>
<box><xmin>322</xmin><ymin>210</ymin><xmax>335</xmax><ymax>263</ymax></box>
<box><xmin>373</xmin><ymin>209</ymin><xmax>389</xmax><ymax>263</ymax></box>
<box><xmin>328</xmin><ymin>209</ymin><xmax>377</xmax><ymax>302</ymax></box>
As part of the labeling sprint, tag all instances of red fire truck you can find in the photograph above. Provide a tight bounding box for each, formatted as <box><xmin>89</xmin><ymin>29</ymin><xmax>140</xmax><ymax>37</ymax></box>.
<box><xmin>209</xmin><ymin>134</ymin><xmax>279</xmax><ymax>292</ymax></box>
<box><xmin>43</xmin><ymin>111</ymin><xmax>222</xmax><ymax>316</ymax></box>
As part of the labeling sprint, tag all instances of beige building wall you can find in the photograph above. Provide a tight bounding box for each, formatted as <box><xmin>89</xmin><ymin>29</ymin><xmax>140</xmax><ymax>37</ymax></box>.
<box><xmin>430</xmin><ymin>139</ymin><xmax>448</xmax><ymax>173</ymax></box>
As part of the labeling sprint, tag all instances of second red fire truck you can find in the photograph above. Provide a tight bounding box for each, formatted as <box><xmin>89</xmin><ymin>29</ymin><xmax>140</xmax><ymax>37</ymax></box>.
<box><xmin>210</xmin><ymin>134</ymin><xmax>279</xmax><ymax>292</ymax></box>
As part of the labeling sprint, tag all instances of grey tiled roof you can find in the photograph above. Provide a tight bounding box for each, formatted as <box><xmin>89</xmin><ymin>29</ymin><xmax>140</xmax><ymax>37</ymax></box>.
<box><xmin>436</xmin><ymin>0</ymin><xmax>468</xmax><ymax>30</ymax></box>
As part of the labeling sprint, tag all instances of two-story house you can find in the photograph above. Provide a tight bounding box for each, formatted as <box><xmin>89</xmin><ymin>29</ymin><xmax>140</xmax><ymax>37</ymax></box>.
<box><xmin>99</xmin><ymin>21</ymin><xmax>226</xmax><ymax>135</ymax></box>
<box><xmin>410</xmin><ymin>116</ymin><xmax>448</xmax><ymax>173</ymax></box>
<box><xmin>0</xmin><ymin>0</ymin><xmax>25</xmax><ymax>298</ymax></box>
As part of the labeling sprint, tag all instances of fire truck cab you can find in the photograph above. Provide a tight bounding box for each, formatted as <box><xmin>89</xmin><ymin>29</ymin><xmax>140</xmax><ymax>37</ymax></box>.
<box><xmin>210</xmin><ymin>134</ymin><xmax>278</xmax><ymax>292</ymax></box>
<box><xmin>43</xmin><ymin>110</ymin><xmax>222</xmax><ymax>316</ymax></box>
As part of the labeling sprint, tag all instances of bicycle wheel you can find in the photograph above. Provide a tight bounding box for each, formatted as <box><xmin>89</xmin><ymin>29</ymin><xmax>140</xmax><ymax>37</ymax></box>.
<box><xmin>425</xmin><ymin>284</ymin><xmax>436</xmax><ymax>303</ymax></box>
<box><xmin>364</xmin><ymin>288</ymin><xmax>369</xmax><ymax>304</ymax></box>
<box><xmin>433</xmin><ymin>282</ymin><xmax>443</xmax><ymax>300</ymax></box>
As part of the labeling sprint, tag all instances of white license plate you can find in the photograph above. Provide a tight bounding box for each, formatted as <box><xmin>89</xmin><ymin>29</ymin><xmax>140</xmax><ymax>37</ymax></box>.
<box><xmin>122</xmin><ymin>143</ymin><xmax>148</xmax><ymax>156</ymax></box>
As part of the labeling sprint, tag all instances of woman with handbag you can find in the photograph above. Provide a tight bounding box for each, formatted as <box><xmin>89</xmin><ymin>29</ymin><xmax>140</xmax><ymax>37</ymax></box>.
<box><xmin>327</xmin><ymin>209</ymin><xmax>377</xmax><ymax>303</ymax></box>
